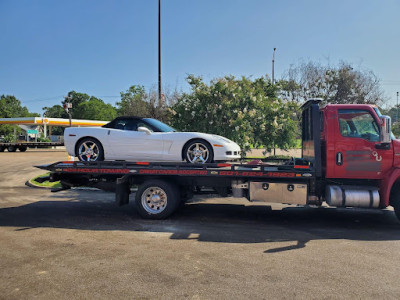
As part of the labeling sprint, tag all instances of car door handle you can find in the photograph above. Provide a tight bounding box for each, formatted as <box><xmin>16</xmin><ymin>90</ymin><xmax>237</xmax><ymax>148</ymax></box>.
<box><xmin>108</xmin><ymin>130</ymin><xmax>111</xmax><ymax>135</ymax></box>
<box><xmin>336</xmin><ymin>152</ymin><xmax>343</xmax><ymax>166</ymax></box>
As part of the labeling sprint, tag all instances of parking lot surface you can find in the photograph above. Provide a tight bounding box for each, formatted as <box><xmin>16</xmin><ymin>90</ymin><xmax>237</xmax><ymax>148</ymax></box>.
<box><xmin>1</xmin><ymin>149</ymin><xmax>400</xmax><ymax>299</ymax></box>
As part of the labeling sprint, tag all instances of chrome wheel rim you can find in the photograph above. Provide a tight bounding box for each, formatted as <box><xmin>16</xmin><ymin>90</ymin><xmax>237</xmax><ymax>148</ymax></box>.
<box><xmin>78</xmin><ymin>141</ymin><xmax>100</xmax><ymax>161</ymax></box>
<box><xmin>186</xmin><ymin>142</ymin><xmax>209</xmax><ymax>163</ymax></box>
<box><xmin>141</xmin><ymin>187</ymin><xmax>168</xmax><ymax>214</ymax></box>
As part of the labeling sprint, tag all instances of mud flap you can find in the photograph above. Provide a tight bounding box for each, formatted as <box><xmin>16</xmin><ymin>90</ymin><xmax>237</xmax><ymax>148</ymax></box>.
<box><xmin>115</xmin><ymin>181</ymin><xmax>130</xmax><ymax>206</ymax></box>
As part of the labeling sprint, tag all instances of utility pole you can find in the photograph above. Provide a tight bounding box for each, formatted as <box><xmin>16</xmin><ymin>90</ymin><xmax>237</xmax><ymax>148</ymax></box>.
<box><xmin>158</xmin><ymin>0</ymin><xmax>162</xmax><ymax>105</ymax></box>
<box><xmin>272</xmin><ymin>48</ymin><xmax>276</xmax><ymax>84</ymax></box>
<box><xmin>272</xmin><ymin>47</ymin><xmax>276</xmax><ymax>156</ymax></box>
<box><xmin>397</xmin><ymin>91</ymin><xmax>399</xmax><ymax>122</ymax></box>
<box><xmin>63</xmin><ymin>96</ymin><xmax>72</xmax><ymax>127</ymax></box>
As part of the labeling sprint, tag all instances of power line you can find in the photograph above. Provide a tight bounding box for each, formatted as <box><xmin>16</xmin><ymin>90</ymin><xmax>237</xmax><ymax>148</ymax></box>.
<box><xmin>20</xmin><ymin>96</ymin><xmax>64</xmax><ymax>103</ymax></box>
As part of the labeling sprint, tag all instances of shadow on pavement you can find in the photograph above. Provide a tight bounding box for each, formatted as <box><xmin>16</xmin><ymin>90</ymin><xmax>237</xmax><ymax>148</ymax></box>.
<box><xmin>1</xmin><ymin>189</ymin><xmax>400</xmax><ymax>253</ymax></box>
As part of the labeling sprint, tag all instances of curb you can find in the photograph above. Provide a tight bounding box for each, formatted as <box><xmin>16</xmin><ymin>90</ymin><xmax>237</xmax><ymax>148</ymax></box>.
<box><xmin>25</xmin><ymin>180</ymin><xmax>49</xmax><ymax>189</ymax></box>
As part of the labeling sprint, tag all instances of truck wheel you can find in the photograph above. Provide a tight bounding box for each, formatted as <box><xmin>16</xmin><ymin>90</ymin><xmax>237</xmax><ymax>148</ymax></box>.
<box><xmin>0</xmin><ymin>146</ymin><xmax>5</xmax><ymax>152</ymax></box>
<box><xmin>390</xmin><ymin>186</ymin><xmax>400</xmax><ymax>221</ymax></box>
<box><xmin>135</xmin><ymin>180</ymin><xmax>180</xmax><ymax>219</ymax></box>
<box><xmin>392</xmin><ymin>198</ymin><xmax>400</xmax><ymax>221</ymax></box>
<box><xmin>7</xmin><ymin>146</ymin><xmax>16</xmax><ymax>152</ymax></box>
<box><xmin>19</xmin><ymin>146</ymin><xmax>27</xmax><ymax>152</ymax></box>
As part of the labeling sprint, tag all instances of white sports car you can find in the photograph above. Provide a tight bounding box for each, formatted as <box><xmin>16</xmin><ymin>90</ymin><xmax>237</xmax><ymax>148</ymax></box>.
<box><xmin>64</xmin><ymin>116</ymin><xmax>241</xmax><ymax>163</ymax></box>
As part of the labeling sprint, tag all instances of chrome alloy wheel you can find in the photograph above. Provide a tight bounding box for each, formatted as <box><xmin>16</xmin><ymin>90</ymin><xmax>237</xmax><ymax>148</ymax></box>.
<box><xmin>186</xmin><ymin>142</ymin><xmax>209</xmax><ymax>163</ymax></box>
<box><xmin>78</xmin><ymin>141</ymin><xmax>100</xmax><ymax>161</ymax></box>
<box><xmin>141</xmin><ymin>187</ymin><xmax>168</xmax><ymax>214</ymax></box>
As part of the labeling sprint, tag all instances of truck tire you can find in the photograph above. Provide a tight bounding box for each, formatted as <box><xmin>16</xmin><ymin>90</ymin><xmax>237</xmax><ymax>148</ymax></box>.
<box><xmin>390</xmin><ymin>186</ymin><xmax>400</xmax><ymax>221</ymax></box>
<box><xmin>0</xmin><ymin>146</ymin><xmax>5</xmax><ymax>152</ymax></box>
<box><xmin>7</xmin><ymin>146</ymin><xmax>16</xmax><ymax>152</ymax></box>
<box><xmin>19</xmin><ymin>146</ymin><xmax>27</xmax><ymax>152</ymax></box>
<box><xmin>135</xmin><ymin>180</ymin><xmax>180</xmax><ymax>219</ymax></box>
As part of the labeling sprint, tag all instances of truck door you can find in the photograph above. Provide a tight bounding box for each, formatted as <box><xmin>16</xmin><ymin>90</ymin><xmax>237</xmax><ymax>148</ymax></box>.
<box><xmin>332</xmin><ymin>109</ymin><xmax>392</xmax><ymax>179</ymax></box>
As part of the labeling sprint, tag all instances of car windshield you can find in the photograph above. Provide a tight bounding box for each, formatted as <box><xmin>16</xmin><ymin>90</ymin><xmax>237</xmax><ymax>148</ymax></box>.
<box><xmin>144</xmin><ymin>118</ymin><xmax>177</xmax><ymax>132</ymax></box>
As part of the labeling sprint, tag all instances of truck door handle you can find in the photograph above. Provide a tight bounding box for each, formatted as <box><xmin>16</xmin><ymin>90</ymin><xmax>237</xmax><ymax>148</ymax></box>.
<box><xmin>336</xmin><ymin>152</ymin><xmax>343</xmax><ymax>166</ymax></box>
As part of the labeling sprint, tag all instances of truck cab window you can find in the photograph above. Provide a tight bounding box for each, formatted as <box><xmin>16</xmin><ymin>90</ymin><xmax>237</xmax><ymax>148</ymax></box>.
<box><xmin>338</xmin><ymin>109</ymin><xmax>379</xmax><ymax>142</ymax></box>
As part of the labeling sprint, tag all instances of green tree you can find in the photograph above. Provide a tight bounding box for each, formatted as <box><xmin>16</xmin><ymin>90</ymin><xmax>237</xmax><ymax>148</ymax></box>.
<box><xmin>282</xmin><ymin>60</ymin><xmax>386</xmax><ymax>105</ymax></box>
<box><xmin>116</xmin><ymin>85</ymin><xmax>176</xmax><ymax>122</ymax></box>
<box><xmin>43</xmin><ymin>93</ymin><xmax>116</xmax><ymax>121</ymax></box>
<box><xmin>0</xmin><ymin>95</ymin><xmax>39</xmax><ymax>136</ymax></box>
<box><xmin>77</xmin><ymin>97</ymin><xmax>116</xmax><ymax>120</ymax></box>
<box><xmin>116</xmin><ymin>86</ymin><xmax>151</xmax><ymax>117</ymax></box>
<box><xmin>171</xmin><ymin>75</ymin><xmax>298</xmax><ymax>154</ymax></box>
<box><xmin>62</xmin><ymin>91</ymin><xmax>90</xmax><ymax>110</ymax></box>
<box><xmin>42</xmin><ymin>104</ymin><xmax>68</xmax><ymax>119</ymax></box>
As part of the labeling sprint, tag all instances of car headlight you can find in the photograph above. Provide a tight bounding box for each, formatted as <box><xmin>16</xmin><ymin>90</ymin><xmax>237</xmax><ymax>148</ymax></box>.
<box><xmin>212</xmin><ymin>135</ymin><xmax>232</xmax><ymax>143</ymax></box>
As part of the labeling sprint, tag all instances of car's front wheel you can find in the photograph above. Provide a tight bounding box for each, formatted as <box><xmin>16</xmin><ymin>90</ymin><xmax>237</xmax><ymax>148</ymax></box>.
<box><xmin>183</xmin><ymin>139</ymin><xmax>213</xmax><ymax>163</ymax></box>
<box><xmin>76</xmin><ymin>138</ymin><xmax>104</xmax><ymax>162</ymax></box>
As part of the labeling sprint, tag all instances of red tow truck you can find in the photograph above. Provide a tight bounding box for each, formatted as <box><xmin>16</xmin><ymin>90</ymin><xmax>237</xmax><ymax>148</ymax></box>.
<box><xmin>37</xmin><ymin>99</ymin><xmax>400</xmax><ymax>221</ymax></box>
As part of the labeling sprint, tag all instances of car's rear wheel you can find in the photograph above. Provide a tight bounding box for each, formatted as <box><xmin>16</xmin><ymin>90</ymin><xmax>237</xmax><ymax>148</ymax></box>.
<box><xmin>183</xmin><ymin>139</ymin><xmax>213</xmax><ymax>163</ymax></box>
<box><xmin>76</xmin><ymin>138</ymin><xmax>104</xmax><ymax>162</ymax></box>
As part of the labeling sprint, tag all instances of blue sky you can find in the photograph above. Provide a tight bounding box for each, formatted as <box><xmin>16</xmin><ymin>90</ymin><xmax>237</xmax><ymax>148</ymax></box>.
<box><xmin>1</xmin><ymin>0</ymin><xmax>399</xmax><ymax>114</ymax></box>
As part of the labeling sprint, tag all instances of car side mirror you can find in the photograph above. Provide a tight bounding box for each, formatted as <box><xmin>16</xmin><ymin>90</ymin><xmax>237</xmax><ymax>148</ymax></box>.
<box><xmin>138</xmin><ymin>127</ymin><xmax>151</xmax><ymax>135</ymax></box>
<box><xmin>380</xmin><ymin>115</ymin><xmax>391</xmax><ymax>144</ymax></box>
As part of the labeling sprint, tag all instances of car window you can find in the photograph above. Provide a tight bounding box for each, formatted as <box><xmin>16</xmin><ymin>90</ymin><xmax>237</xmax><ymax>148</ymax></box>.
<box><xmin>124</xmin><ymin>120</ymin><xmax>138</xmax><ymax>131</ymax></box>
<box><xmin>113</xmin><ymin>120</ymin><xmax>128</xmax><ymax>130</ymax></box>
<box><xmin>338</xmin><ymin>109</ymin><xmax>379</xmax><ymax>142</ymax></box>
<box><xmin>137</xmin><ymin>122</ymin><xmax>154</xmax><ymax>132</ymax></box>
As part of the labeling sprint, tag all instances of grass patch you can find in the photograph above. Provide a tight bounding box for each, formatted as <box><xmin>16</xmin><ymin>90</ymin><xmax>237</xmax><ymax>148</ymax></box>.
<box><xmin>30</xmin><ymin>173</ymin><xmax>62</xmax><ymax>189</ymax></box>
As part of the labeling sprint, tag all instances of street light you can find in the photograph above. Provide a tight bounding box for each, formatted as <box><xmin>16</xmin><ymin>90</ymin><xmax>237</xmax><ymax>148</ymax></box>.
<box><xmin>158</xmin><ymin>0</ymin><xmax>162</xmax><ymax>105</ymax></box>
<box><xmin>272</xmin><ymin>48</ymin><xmax>276</xmax><ymax>84</ymax></box>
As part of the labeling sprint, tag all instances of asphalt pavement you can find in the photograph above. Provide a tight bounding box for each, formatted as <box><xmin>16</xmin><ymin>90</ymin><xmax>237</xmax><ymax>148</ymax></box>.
<box><xmin>1</xmin><ymin>149</ymin><xmax>400</xmax><ymax>299</ymax></box>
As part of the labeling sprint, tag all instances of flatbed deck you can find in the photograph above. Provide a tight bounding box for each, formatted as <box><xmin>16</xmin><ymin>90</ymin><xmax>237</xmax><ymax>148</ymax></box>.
<box><xmin>38</xmin><ymin>160</ymin><xmax>315</xmax><ymax>179</ymax></box>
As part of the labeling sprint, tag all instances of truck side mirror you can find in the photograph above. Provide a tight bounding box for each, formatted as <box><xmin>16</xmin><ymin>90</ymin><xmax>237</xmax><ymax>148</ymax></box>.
<box><xmin>380</xmin><ymin>115</ymin><xmax>391</xmax><ymax>144</ymax></box>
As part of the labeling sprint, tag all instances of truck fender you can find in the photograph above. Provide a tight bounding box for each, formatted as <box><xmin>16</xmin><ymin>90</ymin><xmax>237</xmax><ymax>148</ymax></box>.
<box><xmin>380</xmin><ymin>169</ymin><xmax>400</xmax><ymax>207</ymax></box>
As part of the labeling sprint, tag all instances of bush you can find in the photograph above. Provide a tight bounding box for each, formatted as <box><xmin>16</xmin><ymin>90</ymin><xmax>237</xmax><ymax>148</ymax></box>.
<box><xmin>171</xmin><ymin>75</ymin><xmax>298</xmax><ymax>155</ymax></box>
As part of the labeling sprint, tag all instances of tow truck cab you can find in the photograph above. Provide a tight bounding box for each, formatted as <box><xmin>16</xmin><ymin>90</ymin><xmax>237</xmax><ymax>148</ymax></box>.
<box><xmin>304</xmin><ymin>99</ymin><xmax>400</xmax><ymax>212</ymax></box>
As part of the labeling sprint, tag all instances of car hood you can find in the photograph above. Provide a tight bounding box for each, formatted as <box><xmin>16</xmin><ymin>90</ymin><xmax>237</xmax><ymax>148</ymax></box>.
<box><xmin>164</xmin><ymin>131</ymin><xmax>238</xmax><ymax>146</ymax></box>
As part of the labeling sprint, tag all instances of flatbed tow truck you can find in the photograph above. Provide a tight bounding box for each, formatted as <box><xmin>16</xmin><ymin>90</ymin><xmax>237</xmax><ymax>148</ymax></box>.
<box><xmin>37</xmin><ymin>99</ymin><xmax>400</xmax><ymax>221</ymax></box>
<box><xmin>1</xmin><ymin>142</ymin><xmax>64</xmax><ymax>152</ymax></box>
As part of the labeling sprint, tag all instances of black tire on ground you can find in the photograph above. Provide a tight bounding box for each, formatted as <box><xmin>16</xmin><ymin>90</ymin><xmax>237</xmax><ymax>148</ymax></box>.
<box><xmin>390</xmin><ymin>185</ymin><xmax>400</xmax><ymax>221</ymax></box>
<box><xmin>183</xmin><ymin>139</ymin><xmax>214</xmax><ymax>164</ymax></box>
<box><xmin>134</xmin><ymin>180</ymin><xmax>180</xmax><ymax>219</ymax></box>
<box><xmin>19</xmin><ymin>146</ymin><xmax>27</xmax><ymax>152</ymax></box>
<box><xmin>76</xmin><ymin>138</ymin><xmax>104</xmax><ymax>161</ymax></box>
<box><xmin>7</xmin><ymin>146</ymin><xmax>16</xmax><ymax>152</ymax></box>
<box><xmin>0</xmin><ymin>146</ymin><xmax>5</xmax><ymax>152</ymax></box>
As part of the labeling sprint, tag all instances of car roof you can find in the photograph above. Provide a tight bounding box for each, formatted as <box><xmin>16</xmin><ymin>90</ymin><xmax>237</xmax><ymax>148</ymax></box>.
<box><xmin>114</xmin><ymin>116</ymin><xmax>145</xmax><ymax>120</ymax></box>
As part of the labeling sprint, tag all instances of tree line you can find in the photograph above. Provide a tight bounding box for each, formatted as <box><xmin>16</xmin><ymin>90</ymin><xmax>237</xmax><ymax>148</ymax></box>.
<box><xmin>1</xmin><ymin>60</ymin><xmax>397</xmax><ymax>152</ymax></box>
